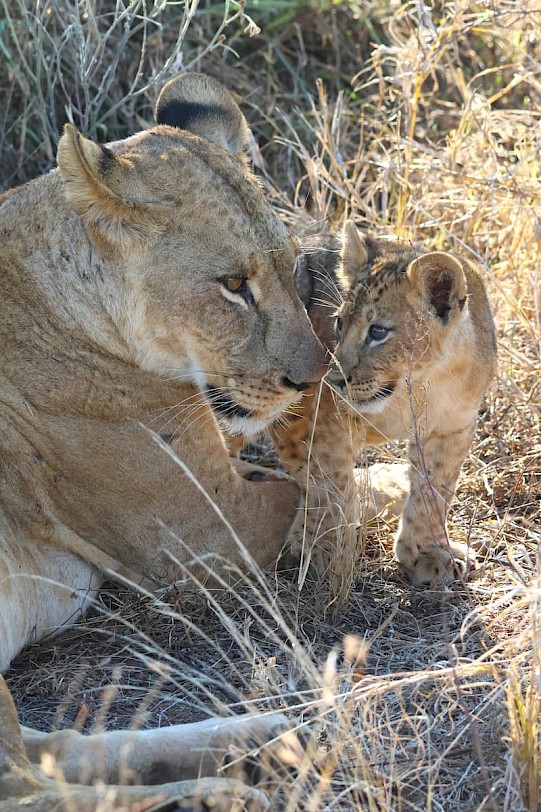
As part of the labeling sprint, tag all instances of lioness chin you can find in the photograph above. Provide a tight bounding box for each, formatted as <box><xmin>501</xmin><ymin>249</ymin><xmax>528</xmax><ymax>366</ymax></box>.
<box><xmin>0</xmin><ymin>73</ymin><xmax>324</xmax><ymax>809</ymax></box>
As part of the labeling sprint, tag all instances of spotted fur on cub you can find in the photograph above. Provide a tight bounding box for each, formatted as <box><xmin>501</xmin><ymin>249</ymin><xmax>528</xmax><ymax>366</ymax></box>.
<box><xmin>272</xmin><ymin>223</ymin><xmax>497</xmax><ymax>587</ymax></box>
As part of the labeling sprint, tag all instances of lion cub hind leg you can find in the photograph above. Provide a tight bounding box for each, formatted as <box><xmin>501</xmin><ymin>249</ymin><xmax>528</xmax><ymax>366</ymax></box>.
<box><xmin>394</xmin><ymin>424</ymin><xmax>476</xmax><ymax>586</ymax></box>
<box><xmin>358</xmin><ymin>463</ymin><xmax>410</xmax><ymax>523</ymax></box>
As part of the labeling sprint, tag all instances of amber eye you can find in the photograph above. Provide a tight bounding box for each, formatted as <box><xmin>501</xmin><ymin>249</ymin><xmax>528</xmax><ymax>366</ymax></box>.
<box><xmin>220</xmin><ymin>275</ymin><xmax>255</xmax><ymax>306</ymax></box>
<box><xmin>223</xmin><ymin>277</ymin><xmax>245</xmax><ymax>293</ymax></box>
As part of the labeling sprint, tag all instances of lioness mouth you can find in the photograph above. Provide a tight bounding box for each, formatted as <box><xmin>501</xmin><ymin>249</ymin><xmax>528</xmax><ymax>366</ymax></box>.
<box><xmin>207</xmin><ymin>387</ymin><xmax>253</xmax><ymax>420</ymax></box>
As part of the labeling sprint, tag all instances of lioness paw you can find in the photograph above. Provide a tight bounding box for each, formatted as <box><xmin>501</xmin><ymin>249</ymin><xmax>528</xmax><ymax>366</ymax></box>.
<box><xmin>219</xmin><ymin>715</ymin><xmax>312</xmax><ymax>786</ymax></box>
<box><xmin>395</xmin><ymin>537</ymin><xmax>475</xmax><ymax>586</ymax></box>
<box><xmin>172</xmin><ymin>778</ymin><xmax>270</xmax><ymax>811</ymax></box>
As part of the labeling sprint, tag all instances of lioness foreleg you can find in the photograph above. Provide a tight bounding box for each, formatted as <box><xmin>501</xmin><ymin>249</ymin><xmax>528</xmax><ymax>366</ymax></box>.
<box><xmin>2</xmin><ymin>676</ymin><xmax>301</xmax><ymax>811</ymax></box>
<box><xmin>22</xmin><ymin>712</ymin><xmax>297</xmax><ymax>787</ymax></box>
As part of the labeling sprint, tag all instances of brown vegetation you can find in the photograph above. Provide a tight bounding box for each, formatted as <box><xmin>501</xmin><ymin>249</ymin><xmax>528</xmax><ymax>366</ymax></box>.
<box><xmin>2</xmin><ymin>1</ymin><xmax>540</xmax><ymax>809</ymax></box>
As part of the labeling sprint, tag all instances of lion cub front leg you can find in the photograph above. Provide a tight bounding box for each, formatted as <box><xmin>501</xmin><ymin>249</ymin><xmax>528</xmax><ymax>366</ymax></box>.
<box><xmin>394</xmin><ymin>423</ymin><xmax>476</xmax><ymax>585</ymax></box>
<box><xmin>272</xmin><ymin>386</ymin><xmax>361</xmax><ymax>588</ymax></box>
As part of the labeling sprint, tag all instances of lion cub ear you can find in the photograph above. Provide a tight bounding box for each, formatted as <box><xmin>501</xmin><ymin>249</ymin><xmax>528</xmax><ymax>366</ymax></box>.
<box><xmin>407</xmin><ymin>252</ymin><xmax>467</xmax><ymax>325</ymax></box>
<box><xmin>57</xmin><ymin>124</ymin><xmax>158</xmax><ymax>248</ymax></box>
<box><xmin>155</xmin><ymin>73</ymin><xmax>251</xmax><ymax>161</ymax></box>
<box><xmin>339</xmin><ymin>220</ymin><xmax>370</xmax><ymax>290</ymax></box>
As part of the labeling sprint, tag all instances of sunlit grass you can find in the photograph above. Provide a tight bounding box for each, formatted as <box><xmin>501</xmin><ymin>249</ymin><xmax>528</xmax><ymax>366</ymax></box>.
<box><xmin>2</xmin><ymin>1</ymin><xmax>540</xmax><ymax>810</ymax></box>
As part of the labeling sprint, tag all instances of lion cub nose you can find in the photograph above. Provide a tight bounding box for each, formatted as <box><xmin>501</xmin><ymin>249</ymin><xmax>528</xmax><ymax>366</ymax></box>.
<box><xmin>326</xmin><ymin>368</ymin><xmax>350</xmax><ymax>390</ymax></box>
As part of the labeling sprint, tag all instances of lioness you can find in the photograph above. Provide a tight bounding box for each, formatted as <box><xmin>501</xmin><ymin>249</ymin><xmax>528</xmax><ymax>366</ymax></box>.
<box><xmin>0</xmin><ymin>74</ymin><xmax>325</xmax><ymax>810</ymax></box>
<box><xmin>273</xmin><ymin>222</ymin><xmax>497</xmax><ymax>587</ymax></box>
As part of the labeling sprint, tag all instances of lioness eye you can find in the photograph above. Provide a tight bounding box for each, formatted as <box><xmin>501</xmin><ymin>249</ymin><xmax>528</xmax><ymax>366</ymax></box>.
<box><xmin>367</xmin><ymin>324</ymin><xmax>389</xmax><ymax>343</ymax></box>
<box><xmin>220</xmin><ymin>276</ymin><xmax>255</xmax><ymax>307</ymax></box>
<box><xmin>223</xmin><ymin>277</ymin><xmax>246</xmax><ymax>293</ymax></box>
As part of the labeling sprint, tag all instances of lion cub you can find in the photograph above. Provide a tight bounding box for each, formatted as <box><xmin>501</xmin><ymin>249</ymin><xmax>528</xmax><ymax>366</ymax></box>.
<box><xmin>273</xmin><ymin>223</ymin><xmax>497</xmax><ymax>587</ymax></box>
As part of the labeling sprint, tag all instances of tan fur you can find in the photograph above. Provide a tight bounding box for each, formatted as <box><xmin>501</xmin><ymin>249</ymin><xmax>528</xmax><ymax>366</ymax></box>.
<box><xmin>273</xmin><ymin>224</ymin><xmax>497</xmax><ymax>589</ymax></box>
<box><xmin>0</xmin><ymin>73</ymin><xmax>323</xmax><ymax>808</ymax></box>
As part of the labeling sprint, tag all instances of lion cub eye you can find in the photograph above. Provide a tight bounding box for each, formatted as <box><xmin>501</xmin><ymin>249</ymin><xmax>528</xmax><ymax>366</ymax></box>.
<box><xmin>367</xmin><ymin>324</ymin><xmax>390</xmax><ymax>343</ymax></box>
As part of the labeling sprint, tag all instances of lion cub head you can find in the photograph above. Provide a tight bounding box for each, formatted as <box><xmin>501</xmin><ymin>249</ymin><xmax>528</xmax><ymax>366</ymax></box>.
<box><xmin>57</xmin><ymin>74</ymin><xmax>324</xmax><ymax>435</ymax></box>
<box><xmin>328</xmin><ymin>221</ymin><xmax>469</xmax><ymax>413</ymax></box>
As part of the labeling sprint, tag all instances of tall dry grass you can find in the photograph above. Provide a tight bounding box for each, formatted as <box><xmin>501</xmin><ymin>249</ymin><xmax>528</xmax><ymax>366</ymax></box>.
<box><xmin>2</xmin><ymin>1</ymin><xmax>540</xmax><ymax>810</ymax></box>
<box><xmin>0</xmin><ymin>0</ymin><xmax>260</xmax><ymax>187</ymax></box>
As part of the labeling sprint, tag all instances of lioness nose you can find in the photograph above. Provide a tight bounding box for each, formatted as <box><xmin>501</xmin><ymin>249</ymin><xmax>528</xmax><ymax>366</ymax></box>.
<box><xmin>281</xmin><ymin>357</ymin><xmax>327</xmax><ymax>392</ymax></box>
<box><xmin>280</xmin><ymin>324</ymin><xmax>326</xmax><ymax>391</ymax></box>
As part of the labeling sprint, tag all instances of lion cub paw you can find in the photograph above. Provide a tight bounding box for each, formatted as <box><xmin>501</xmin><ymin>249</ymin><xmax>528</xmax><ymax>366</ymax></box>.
<box><xmin>230</xmin><ymin>458</ymin><xmax>290</xmax><ymax>483</ymax></box>
<box><xmin>394</xmin><ymin>537</ymin><xmax>475</xmax><ymax>586</ymax></box>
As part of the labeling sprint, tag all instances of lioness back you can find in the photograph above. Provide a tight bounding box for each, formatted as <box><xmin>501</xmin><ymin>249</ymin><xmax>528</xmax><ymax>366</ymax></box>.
<box><xmin>273</xmin><ymin>223</ymin><xmax>496</xmax><ymax>588</ymax></box>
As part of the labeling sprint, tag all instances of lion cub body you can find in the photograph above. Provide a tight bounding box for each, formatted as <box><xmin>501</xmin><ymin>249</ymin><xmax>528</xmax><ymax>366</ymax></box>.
<box><xmin>274</xmin><ymin>226</ymin><xmax>496</xmax><ymax>586</ymax></box>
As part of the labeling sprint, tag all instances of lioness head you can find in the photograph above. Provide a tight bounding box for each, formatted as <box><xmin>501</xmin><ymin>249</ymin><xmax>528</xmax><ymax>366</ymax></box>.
<box><xmin>57</xmin><ymin>74</ymin><xmax>324</xmax><ymax>435</ymax></box>
<box><xmin>328</xmin><ymin>221</ymin><xmax>469</xmax><ymax>413</ymax></box>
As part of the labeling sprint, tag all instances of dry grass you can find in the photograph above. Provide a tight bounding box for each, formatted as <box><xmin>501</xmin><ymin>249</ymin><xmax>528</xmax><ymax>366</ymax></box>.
<box><xmin>3</xmin><ymin>1</ymin><xmax>541</xmax><ymax>810</ymax></box>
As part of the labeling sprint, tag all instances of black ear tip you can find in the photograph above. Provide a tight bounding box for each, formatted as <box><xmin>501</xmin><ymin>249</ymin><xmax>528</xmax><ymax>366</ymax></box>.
<box><xmin>99</xmin><ymin>144</ymin><xmax>117</xmax><ymax>174</ymax></box>
<box><xmin>155</xmin><ymin>72</ymin><xmax>235</xmax><ymax>128</ymax></box>
<box><xmin>155</xmin><ymin>98</ymin><xmax>177</xmax><ymax>127</ymax></box>
<box><xmin>154</xmin><ymin>73</ymin><xmax>250</xmax><ymax>159</ymax></box>
<box><xmin>156</xmin><ymin>99</ymin><xmax>221</xmax><ymax>130</ymax></box>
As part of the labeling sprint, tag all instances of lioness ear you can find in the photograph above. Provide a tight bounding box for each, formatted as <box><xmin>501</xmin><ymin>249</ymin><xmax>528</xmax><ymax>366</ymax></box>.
<box><xmin>338</xmin><ymin>220</ymin><xmax>369</xmax><ymax>290</ymax></box>
<box><xmin>407</xmin><ymin>252</ymin><xmax>467</xmax><ymax>324</ymax></box>
<box><xmin>57</xmin><ymin>124</ymin><xmax>158</xmax><ymax>248</ymax></box>
<box><xmin>57</xmin><ymin>124</ymin><xmax>124</xmax><ymax>213</ymax></box>
<box><xmin>155</xmin><ymin>73</ymin><xmax>250</xmax><ymax>161</ymax></box>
